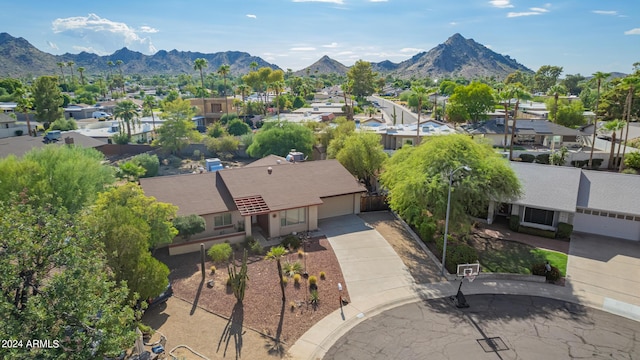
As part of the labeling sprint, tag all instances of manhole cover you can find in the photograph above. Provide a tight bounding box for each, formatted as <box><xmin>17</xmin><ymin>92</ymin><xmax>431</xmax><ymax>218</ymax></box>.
<box><xmin>477</xmin><ymin>337</ymin><xmax>509</xmax><ymax>352</ymax></box>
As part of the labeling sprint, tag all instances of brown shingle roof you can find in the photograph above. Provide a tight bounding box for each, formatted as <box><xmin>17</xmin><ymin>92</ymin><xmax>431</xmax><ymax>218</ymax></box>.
<box><xmin>243</xmin><ymin>154</ymin><xmax>290</xmax><ymax>168</ymax></box>
<box><xmin>140</xmin><ymin>172</ymin><xmax>236</xmax><ymax>216</ymax></box>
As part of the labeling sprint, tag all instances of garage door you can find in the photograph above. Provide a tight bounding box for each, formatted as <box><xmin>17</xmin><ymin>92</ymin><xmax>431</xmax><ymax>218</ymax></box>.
<box><xmin>318</xmin><ymin>195</ymin><xmax>355</xmax><ymax>220</ymax></box>
<box><xmin>573</xmin><ymin>212</ymin><xmax>640</xmax><ymax>241</ymax></box>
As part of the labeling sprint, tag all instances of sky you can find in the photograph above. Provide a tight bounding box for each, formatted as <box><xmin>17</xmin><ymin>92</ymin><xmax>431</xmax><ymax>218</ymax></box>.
<box><xmin>1</xmin><ymin>0</ymin><xmax>639</xmax><ymax>76</ymax></box>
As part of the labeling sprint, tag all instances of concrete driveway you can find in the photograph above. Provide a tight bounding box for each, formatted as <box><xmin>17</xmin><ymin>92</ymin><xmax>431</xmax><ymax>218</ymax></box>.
<box><xmin>567</xmin><ymin>232</ymin><xmax>640</xmax><ymax>321</ymax></box>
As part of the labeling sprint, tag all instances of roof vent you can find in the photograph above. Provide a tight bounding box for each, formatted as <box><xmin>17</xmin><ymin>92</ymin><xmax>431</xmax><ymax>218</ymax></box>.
<box><xmin>268</xmin><ymin>167</ymin><xmax>273</xmax><ymax>175</ymax></box>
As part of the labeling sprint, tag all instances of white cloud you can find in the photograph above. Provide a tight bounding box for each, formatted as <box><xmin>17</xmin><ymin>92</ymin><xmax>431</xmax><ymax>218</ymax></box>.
<box><xmin>529</xmin><ymin>7</ymin><xmax>549</xmax><ymax>13</ymax></box>
<box><xmin>322</xmin><ymin>42</ymin><xmax>339</xmax><ymax>48</ymax></box>
<box><xmin>449</xmin><ymin>22</ymin><xmax>458</xmax><ymax>26</ymax></box>
<box><xmin>51</xmin><ymin>13</ymin><xmax>156</xmax><ymax>54</ymax></box>
<box><xmin>47</xmin><ymin>41</ymin><xmax>58</xmax><ymax>50</ymax></box>
<box><xmin>592</xmin><ymin>10</ymin><xmax>617</xmax><ymax>16</ymax></box>
<box><xmin>507</xmin><ymin>7</ymin><xmax>549</xmax><ymax>18</ymax></box>
<box><xmin>369</xmin><ymin>0</ymin><xmax>388</xmax><ymax>2</ymax></box>
<box><xmin>624</xmin><ymin>28</ymin><xmax>640</xmax><ymax>35</ymax></box>
<box><xmin>246</xmin><ymin>14</ymin><xmax>257</xmax><ymax>19</ymax></box>
<box><xmin>489</xmin><ymin>0</ymin><xmax>513</xmax><ymax>8</ymax></box>
<box><xmin>292</xmin><ymin>0</ymin><xmax>344</xmax><ymax>4</ymax></box>
<box><xmin>290</xmin><ymin>47</ymin><xmax>316</xmax><ymax>51</ymax></box>
<box><xmin>400</xmin><ymin>47</ymin><xmax>424</xmax><ymax>53</ymax></box>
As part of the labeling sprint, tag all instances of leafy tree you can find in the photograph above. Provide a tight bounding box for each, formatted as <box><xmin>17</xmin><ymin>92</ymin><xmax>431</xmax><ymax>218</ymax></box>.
<box><xmin>14</xmin><ymin>86</ymin><xmax>33</xmax><ymax>135</ymax></box>
<box><xmin>227</xmin><ymin>118</ymin><xmax>251</xmax><ymax>136</ymax></box>
<box><xmin>624</xmin><ymin>152</ymin><xmax>640</xmax><ymax>170</ymax></box>
<box><xmin>208</xmin><ymin>243</ymin><xmax>233</xmax><ymax>264</ymax></box>
<box><xmin>560</xmin><ymin>73</ymin><xmax>585</xmax><ymax>95</ymax></box>
<box><xmin>205</xmin><ymin>135</ymin><xmax>239</xmax><ymax>159</ymax></box>
<box><xmin>173</xmin><ymin>214</ymin><xmax>206</xmax><ymax>240</ymax></box>
<box><xmin>335</xmin><ymin>132</ymin><xmax>387</xmax><ymax>191</ymax></box>
<box><xmin>155</xmin><ymin>98</ymin><xmax>201</xmax><ymax>154</ymax></box>
<box><xmin>207</xmin><ymin>122</ymin><xmax>228</xmax><ymax>138</ymax></box>
<box><xmin>265</xmin><ymin>246</ymin><xmax>287</xmax><ymax>301</ymax></box>
<box><xmin>220</xmin><ymin>112</ymin><xmax>239</xmax><ymax>125</ymax></box>
<box><xmin>546</xmin><ymin>84</ymin><xmax>568</xmax><ymax>122</ymax></box>
<box><xmin>246</xmin><ymin>121</ymin><xmax>314</xmax><ymax>158</ymax></box>
<box><xmin>117</xmin><ymin>161</ymin><xmax>146</xmax><ymax>182</ymax></box>
<box><xmin>347</xmin><ymin>60</ymin><xmax>378</xmax><ymax>98</ymax></box>
<box><xmin>131</xmin><ymin>153</ymin><xmax>160</xmax><ymax>177</ymax></box>
<box><xmin>550</xmin><ymin>146</ymin><xmax>569</xmax><ymax>166</ymax></box>
<box><xmin>86</xmin><ymin>183</ymin><xmax>177</xmax><ymax>300</ymax></box>
<box><xmin>32</xmin><ymin>75</ymin><xmax>64</xmax><ymax>127</ymax></box>
<box><xmin>504</xmin><ymin>70</ymin><xmax>534</xmax><ymax>90</ymax></box>
<box><xmin>448</xmin><ymin>82</ymin><xmax>494</xmax><ymax>123</ymax></box>
<box><xmin>438</xmin><ymin>80</ymin><xmax>457</xmax><ymax>96</ymax></box>
<box><xmin>380</xmin><ymin>135</ymin><xmax>521</xmax><ymax>233</ymax></box>
<box><xmin>555</xmin><ymin>99</ymin><xmax>586</xmax><ymax>128</ymax></box>
<box><xmin>0</xmin><ymin>198</ymin><xmax>137</xmax><ymax>359</ymax></box>
<box><xmin>114</xmin><ymin>100</ymin><xmax>140</xmax><ymax>139</ymax></box>
<box><xmin>534</xmin><ymin>65</ymin><xmax>563</xmax><ymax>93</ymax></box>
<box><xmin>0</xmin><ymin>146</ymin><xmax>114</xmax><ymax>213</ymax></box>
<box><xmin>49</xmin><ymin>117</ymin><xmax>78</xmax><ymax>131</ymax></box>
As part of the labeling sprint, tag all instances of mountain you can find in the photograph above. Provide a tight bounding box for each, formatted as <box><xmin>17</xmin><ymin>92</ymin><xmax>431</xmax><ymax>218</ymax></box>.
<box><xmin>391</xmin><ymin>33</ymin><xmax>532</xmax><ymax>79</ymax></box>
<box><xmin>294</xmin><ymin>55</ymin><xmax>350</xmax><ymax>77</ymax></box>
<box><xmin>0</xmin><ymin>32</ymin><xmax>280</xmax><ymax>77</ymax></box>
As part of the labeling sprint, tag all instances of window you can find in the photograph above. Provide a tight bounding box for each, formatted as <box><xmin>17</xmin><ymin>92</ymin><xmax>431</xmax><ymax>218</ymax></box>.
<box><xmin>576</xmin><ymin>208</ymin><xmax>584</xmax><ymax>213</ymax></box>
<box><xmin>523</xmin><ymin>207</ymin><xmax>554</xmax><ymax>226</ymax></box>
<box><xmin>214</xmin><ymin>213</ymin><xmax>232</xmax><ymax>228</ymax></box>
<box><xmin>280</xmin><ymin>208</ymin><xmax>306</xmax><ymax>226</ymax></box>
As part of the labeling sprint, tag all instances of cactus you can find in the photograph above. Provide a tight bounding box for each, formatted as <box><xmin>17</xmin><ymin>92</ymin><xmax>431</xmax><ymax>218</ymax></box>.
<box><xmin>227</xmin><ymin>249</ymin><xmax>249</xmax><ymax>302</ymax></box>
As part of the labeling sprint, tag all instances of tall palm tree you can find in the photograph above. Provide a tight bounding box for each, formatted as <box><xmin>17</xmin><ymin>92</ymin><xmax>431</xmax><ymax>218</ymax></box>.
<box><xmin>56</xmin><ymin>62</ymin><xmax>66</xmax><ymax>85</ymax></box>
<box><xmin>603</xmin><ymin>119</ymin><xmax>625</xmax><ymax>169</ymax></box>
<box><xmin>271</xmin><ymin>80</ymin><xmax>285</xmax><ymax>120</ymax></box>
<box><xmin>237</xmin><ymin>84</ymin><xmax>250</xmax><ymax>101</ymax></box>
<box><xmin>265</xmin><ymin>246</ymin><xmax>287</xmax><ymax>301</ymax></box>
<box><xmin>77</xmin><ymin>67</ymin><xmax>86</xmax><ymax>85</ymax></box>
<box><xmin>588</xmin><ymin>72</ymin><xmax>611</xmax><ymax>168</ymax></box>
<box><xmin>113</xmin><ymin>100</ymin><xmax>140</xmax><ymax>139</ymax></box>
<box><xmin>342</xmin><ymin>79</ymin><xmax>353</xmax><ymax>121</ymax></box>
<box><xmin>218</xmin><ymin>64</ymin><xmax>231</xmax><ymax>119</ymax></box>
<box><xmin>66</xmin><ymin>61</ymin><xmax>75</xmax><ymax>84</ymax></box>
<box><xmin>107</xmin><ymin>60</ymin><xmax>115</xmax><ymax>79</ymax></box>
<box><xmin>618</xmin><ymin>76</ymin><xmax>639</xmax><ymax>172</ymax></box>
<box><xmin>496</xmin><ymin>85</ymin><xmax>515</xmax><ymax>152</ymax></box>
<box><xmin>547</xmin><ymin>84</ymin><xmax>567</xmax><ymax>123</ymax></box>
<box><xmin>509</xmin><ymin>85</ymin><xmax>532</xmax><ymax>160</ymax></box>
<box><xmin>143</xmin><ymin>95</ymin><xmax>157</xmax><ymax>132</ymax></box>
<box><xmin>249</xmin><ymin>61</ymin><xmax>258</xmax><ymax>72</ymax></box>
<box><xmin>193</xmin><ymin>58</ymin><xmax>209</xmax><ymax>118</ymax></box>
<box><xmin>411</xmin><ymin>85</ymin><xmax>427</xmax><ymax>146</ymax></box>
<box><xmin>116</xmin><ymin>60</ymin><xmax>125</xmax><ymax>95</ymax></box>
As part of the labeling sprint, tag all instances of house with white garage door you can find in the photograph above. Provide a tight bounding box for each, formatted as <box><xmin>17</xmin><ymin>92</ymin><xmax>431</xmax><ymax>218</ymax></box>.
<box><xmin>140</xmin><ymin>157</ymin><xmax>366</xmax><ymax>255</ymax></box>
<box><xmin>488</xmin><ymin>162</ymin><xmax>640</xmax><ymax>241</ymax></box>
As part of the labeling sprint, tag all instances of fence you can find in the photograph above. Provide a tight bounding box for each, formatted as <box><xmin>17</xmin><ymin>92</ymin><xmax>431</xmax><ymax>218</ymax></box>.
<box><xmin>360</xmin><ymin>194</ymin><xmax>389</xmax><ymax>212</ymax></box>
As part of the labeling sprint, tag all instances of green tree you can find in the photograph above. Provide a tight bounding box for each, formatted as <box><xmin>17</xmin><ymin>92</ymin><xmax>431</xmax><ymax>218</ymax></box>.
<box><xmin>554</xmin><ymin>99</ymin><xmax>586</xmax><ymax>128</ymax></box>
<box><xmin>155</xmin><ymin>98</ymin><xmax>200</xmax><ymax>154</ymax></box>
<box><xmin>325</xmin><ymin>117</ymin><xmax>356</xmax><ymax>157</ymax></box>
<box><xmin>335</xmin><ymin>132</ymin><xmax>387</xmax><ymax>192</ymax></box>
<box><xmin>14</xmin><ymin>86</ymin><xmax>33</xmax><ymax>135</ymax></box>
<box><xmin>194</xmin><ymin>58</ymin><xmax>209</xmax><ymax>115</ymax></box>
<box><xmin>246</xmin><ymin>121</ymin><xmax>314</xmax><ymax>158</ymax></box>
<box><xmin>447</xmin><ymin>82</ymin><xmax>494</xmax><ymax>123</ymax></box>
<box><xmin>227</xmin><ymin>118</ymin><xmax>251</xmax><ymax>136</ymax></box>
<box><xmin>86</xmin><ymin>183</ymin><xmax>177</xmax><ymax>300</ymax></box>
<box><xmin>208</xmin><ymin>243</ymin><xmax>233</xmax><ymax>264</ymax></box>
<box><xmin>265</xmin><ymin>246</ymin><xmax>287</xmax><ymax>301</ymax></box>
<box><xmin>143</xmin><ymin>95</ymin><xmax>158</xmax><ymax>132</ymax></box>
<box><xmin>410</xmin><ymin>85</ymin><xmax>428</xmax><ymax>145</ymax></box>
<box><xmin>560</xmin><ymin>73</ymin><xmax>585</xmax><ymax>95</ymax></box>
<box><xmin>347</xmin><ymin>60</ymin><xmax>378</xmax><ymax>98</ymax></box>
<box><xmin>380</xmin><ymin>134</ymin><xmax>521</xmax><ymax>233</ymax></box>
<box><xmin>114</xmin><ymin>99</ymin><xmax>140</xmax><ymax>139</ymax></box>
<box><xmin>623</xmin><ymin>152</ymin><xmax>640</xmax><ymax>170</ymax></box>
<box><xmin>117</xmin><ymin>161</ymin><xmax>146</xmax><ymax>182</ymax></box>
<box><xmin>131</xmin><ymin>153</ymin><xmax>160</xmax><ymax>177</ymax></box>
<box><xmin>534</xmin><ymin>65</ymin><xmax>563</xmax><ymax>93</ymax></box>
<box><xmin>207</xmin><ymin>122</ymin><xmax>228</xmax><ymax>138</ymax></box>
<box><xmin>602</xmin><ymin>119</ymin><xmax>626</xmax><ymax>169</ymax></box>
<box><xmin>546</xmin><ymin>84</ymin><xmax>568</xmax><ymax>122</ymax></box>
<box><xmin>205</xmin><ymin>135</ymin><xmax>239</xmax><ymax>159</ymax></box>
<box><xmin>77</xmin><ymin>66</ymin><xmax>86</xmax><ymax>85</ymax></box>
<box><xmin>173</xmin><ymin>214</ymin><xmax>206</xmax><ymax>240</ymax></box>
<box><xmin>32</xmin><ymin>76</ymin><xmax>64</xmax><ymax>127</ymax></box>
<box><xmin>218</xmin><ymin>64</ymin><xmax>231</xmax><ymax>118</ymax></box>
<box><xmin>56</xmin><ymin>61</ymin><xmax>66</xmax><ymax>85</ymax></box>
<box><xmin>0</xmin><ymin>198</ymin><xmax>137</xmax><ymax>359</ymax></box>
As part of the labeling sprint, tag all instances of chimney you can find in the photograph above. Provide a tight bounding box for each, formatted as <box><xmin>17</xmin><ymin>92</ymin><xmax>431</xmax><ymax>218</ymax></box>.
<box><xmin>64</xmin><ymin>137</ymin><xmax>74</xmax><ymax>145</ymax></box>
<box><xmin>267</xmin><ymin>167</ymin><xmax>273</xmax><ymax>175</ymax></box>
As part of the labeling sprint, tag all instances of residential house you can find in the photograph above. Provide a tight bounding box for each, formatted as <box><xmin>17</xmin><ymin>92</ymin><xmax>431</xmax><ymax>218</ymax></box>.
<box><xmin>190</xmin><ymin>97</ymin><xmax>233</xmax><ymax>128</ymax></box>
<box><xmin>373</xmin><ymin>120</ymin><xmax>456</xmax><ymax>150</ymax></box>
<box><xmin>468</xmin><ymin>119</ymin><xmax>582</xmax><ymax>148</ymax></box>
<box><xmin>0</xmin><ymin>113</ymin><xmax>28</xmax><ymax>138</ymax></box>
<box><xmin>0</xmin><ymin>131</ymin><xmax>107</xmax><ymax>158</ymax></box>
<box><xmin>140</xmin><ymin>159</ymin><xmax>366</xmax><ymax>255</ymax></box>
<box><xmin>71</xmin><ymin>121</ymin><xmax>153</xmax><ymax>144</ymax></box>
<box><xmin>488</xmin><ymin>162</ymin><xmax>640</xmax><ymax>241</ymax></box>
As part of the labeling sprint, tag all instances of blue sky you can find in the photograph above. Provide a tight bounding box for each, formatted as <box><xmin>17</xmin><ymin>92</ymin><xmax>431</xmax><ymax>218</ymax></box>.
<box><xmin>2</xmin><ymin>0</ymin><xmax>639</xmax><ymax>76</ymax></box>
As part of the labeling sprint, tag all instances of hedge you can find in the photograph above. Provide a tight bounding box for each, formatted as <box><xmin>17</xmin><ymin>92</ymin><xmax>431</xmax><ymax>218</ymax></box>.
<box><xmin>519</xmin><ymin>154</ymin><xmax>536</xmax><ymax>163</ymax></box>
<box><xmin>509</xmin><ymin>215</ymin><xmax>520</xmax><ymax>231</ymax></box>
<box><xmin>531</xmin><ymin>262</ymin><xmax>561</xmax><ymax>282</ymax></box>
<box><xmin>535</xmin><ymin>153</ymin><xmax>550</xmax><ymax>164</ymax></box>
<box><xmin>518</xmin><ymin>226</ymin><xmax>556</xmax><ymax>239</ymax></box>
<box><xmin>556</xmin><ymin>222</ymin><xmax>573</xmax><ymax>239</ymax></box>
<box><xmin>435</xmin><ymin>236</ymin><xmax>478</xmax><ymax>274</ymax></box>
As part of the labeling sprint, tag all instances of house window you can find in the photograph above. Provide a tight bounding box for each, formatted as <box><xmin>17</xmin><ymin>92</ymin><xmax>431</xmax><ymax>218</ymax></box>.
<box><xmin>280</xmin><ymin>208</ymin><xmax>306</xmax><ymax>226</ymax></box>
<box><xmin>523</xmin><ymin>207</ymin><xmax>554</xmax><ymax>226</ymax></box>
<box><xmin>214</xmin><ymin>213</ymin><xmax>232</xmax><ymax>228</ymax></box>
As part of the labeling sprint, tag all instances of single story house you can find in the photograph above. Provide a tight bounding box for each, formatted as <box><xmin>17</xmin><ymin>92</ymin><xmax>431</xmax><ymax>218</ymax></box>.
<box><xmin>0</xmin><ymin>113</ymin><xmax>29</xmax><ymax>139</ymax></box>
<box><xmin>488</xmin><ymin>162</ymin><xmax>640</xmax><ymax>241</ymax></box>
<box><xmin>71</xmin><ymin>122</ymin><xmax>153</xmax><ymax>144</ymax></box>
<box><xmin>372</xmin><ymin>120</ymin><xmax>456</xmax><ymax>150</ymax></box>
<box><xmin>469</xmin><ymin>119</ymin><xmax>582</xmax><ymax>148</ymax></box>
<box><xmin>140</xmin><ymin>159</ymin><xmax>366</xmax><ymax>255</ymax></box>
<box><xmin>0</xmin><ymin>131</ymin><xmax>107</xmax><ymax>158</ymax></box>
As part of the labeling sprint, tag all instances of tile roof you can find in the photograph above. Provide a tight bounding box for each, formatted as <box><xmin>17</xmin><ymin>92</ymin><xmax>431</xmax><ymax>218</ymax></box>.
<box><xmin>577</xmin><ymin>170</ymin><xmax>640</xmax><ymax>215</ymax></box>
<box><xmin>0</xmin><ymin>132</ymin><xmax>106</xmax><ymax>158</ymax></box>
<box><xmin>509</xmin><ymin>162</ymin><xmax>582</xmax><ymax>213</ymax></box>
<box><xmin>139</xmin><ymin>172</ymin><xmax>236</xmax><ymax>216</ymax></box>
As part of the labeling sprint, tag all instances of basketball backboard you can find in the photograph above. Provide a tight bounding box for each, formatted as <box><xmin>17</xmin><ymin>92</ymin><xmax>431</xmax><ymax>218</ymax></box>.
<box><xmin>456</xmin><ymin>263</ymin><xmax>480</xmax><ymax>282</ymax></box>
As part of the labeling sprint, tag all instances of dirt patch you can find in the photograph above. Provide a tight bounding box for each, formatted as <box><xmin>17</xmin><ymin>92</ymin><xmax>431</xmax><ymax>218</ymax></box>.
<box><xmin>156</xmin><ymin>236</ymin><xmax>347</xmax><ymax>353</ymax></box>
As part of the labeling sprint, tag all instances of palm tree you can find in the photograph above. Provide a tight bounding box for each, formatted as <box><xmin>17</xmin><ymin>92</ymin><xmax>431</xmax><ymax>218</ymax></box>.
<box><xmin>588</xmin><ymin>72</ymin><xmax>611</xmax><ymax>168</ymax></box>
<box><xmin>77</xmin><ymin>67</ymin><xmax>86</xmax><ymax>85</ymax></box>
<box><xmin>218</xmin><ymin>64</ymin><xmax>231</xmax><ymax>118</ymax></box>
<box><xmin>249</xmin><ymin>61</ymin><xmax>258</xmax><ymax>72</ymax></box>
<box><xmin>618</xmin><ymin>76</ymin><xmax>639</xmax><ymax>172</ymax></box>
<box><xmin>547</xmin><ymin>84</ymin><xmax>567</xmax><ymax>123</ymax></box>
<box><xmin>15</xmin><ymin>87</ymin><xmax>33</xmax><ymax>136</ymax></box>
<box><xmin>237</xmin><ymin>84</ymin><xmax>250</xmax><ymax>101</ymax></box>
<box><xmin>509</xmin><ymin>85</ymin><xmax>532</xmax><ymax>160</ymax></box>
<box><xmin>271</xmin><ymin>80</ymin><xmax>285</xmax><ymax>120</ymax></box>
<box><xmin>265</xmin><ymin>246</ymin><xmax>287</xmax><ymax>301</ymax></box>
<box><xmin>107</xmin><ymin>60</ymin><xmax>115</xmax><ymax>79</ymax></box>
<box><xmin>342</xmin><ymin>80</ymin><xmax>353</xmax><ymax>121</ymax></box>
<box><xmin>143</xmin><ymin>95</ymin><xmax>157</xmax><ymax>132</ymax></box>
<box><xmin>56</xmin><ymin>62</ymin><xmax>66</xmax><ymax>85</ymax></box>
<box><xmin>411</xmin><ymin>85</ymin><xmax>427</xmax><ymax>146</ymax></box>
<box><xmin>603</xmin><ymin>119</ymin><xmax>625</xmax><ymax>169</ymax></box>
<box><xmin>116</xmin><ymin>60</ymin><xmax>125</xmax><ymax>95</ymax></box>
<box><xmin>193</xmin><ymin>58</ymin><xmax>208</xmax><ymax>117</ymax></box>
<box><xmin>496</xmin><ymin>86</ymin><xmax>515</xmax><ymax>152</ymax></box>
<box><xmin>113</xmin><ymin>100</ymin><xmax>140</xmax><ymax>139</ymax></box>
<box><xmin>67</xmin><ymin>61</ymin><xmax>75</xmax><ymax>84</ymax></box>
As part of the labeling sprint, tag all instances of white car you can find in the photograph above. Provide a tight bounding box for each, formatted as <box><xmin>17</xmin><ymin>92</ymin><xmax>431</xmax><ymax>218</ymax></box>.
<box><xmin>92</xmin><ymin>111</ymin><xmax>112</xmax><ymax>120</ymax></box>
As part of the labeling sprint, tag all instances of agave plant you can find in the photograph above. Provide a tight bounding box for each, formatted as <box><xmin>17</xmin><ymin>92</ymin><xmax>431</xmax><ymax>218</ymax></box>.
<box><xmin>282</xmin><ymin>261</ymin><xmax>303</xmax><ymax>277</ymax></box>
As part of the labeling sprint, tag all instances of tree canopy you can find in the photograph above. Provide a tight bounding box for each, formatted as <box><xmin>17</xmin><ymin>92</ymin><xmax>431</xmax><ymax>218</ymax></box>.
<box><xmin>32</xmin><ymin>75</ymin><xmax>64</xmax><ymax>126</ymax></box>
<box><xmin>334</xmin><ymin>132</ymin><xmax>387</xmax><ymax>192</ymax></box>
<box><xmin>447</xmin><ymin>82</ymin><xmax>494</xmax><ymax>123</ymax></box>
<box><xmin>347</xmin><ymin>60</ymin><xmax>378</xmax><ymax>98</ymax></box>
<box><xmin>380</xmin><ymin>135</ymin><xmax>521</xmax><ymax>233</ymax></box>
<box><xmin>246</xmin><ymin>121</ymin><xmax>314</xmax><ymax>158</ymax></box>
<box><xmin>155</xmin><ymin>98</ymin><xmax>201</xmax><ymax>154</ymax></box>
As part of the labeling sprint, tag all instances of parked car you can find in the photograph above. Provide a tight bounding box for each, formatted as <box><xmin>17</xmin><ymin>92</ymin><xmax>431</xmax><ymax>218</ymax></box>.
<box><xmin>92</xmin><ymin>111</ymin><xmax>112</xmax><ymax>120</ymax></box>
<box><xmin>146</xmin><ymin>282</ymin><xmax>173</xmax><ymax>309</ymax></box>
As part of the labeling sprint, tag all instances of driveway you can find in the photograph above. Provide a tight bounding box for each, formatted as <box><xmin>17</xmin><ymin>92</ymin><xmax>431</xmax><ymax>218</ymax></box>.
<box><xmin>567</xmin><ymin>232</ymin><xmax>640</xmax><ymax>321</ymax></box>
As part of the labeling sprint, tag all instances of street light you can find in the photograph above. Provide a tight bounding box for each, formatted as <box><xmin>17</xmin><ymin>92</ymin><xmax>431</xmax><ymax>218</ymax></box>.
<box><xmin>441</xmin><ymin>165</ymin><xmax>472</xmax><ymax>276</ymax></box>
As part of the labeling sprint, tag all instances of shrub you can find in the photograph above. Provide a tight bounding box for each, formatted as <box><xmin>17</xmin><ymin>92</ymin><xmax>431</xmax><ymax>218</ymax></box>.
<box><xmin>309</xmin><ymin>289</ymin><xmax>319</xmax><ymax>307</ymax></box>
<box><xmin>289</xmin><ymin>301</ymin><xmax>296</xmax><ymax>311</ymax></box>
<box><xmin>192</xmin><ymin>149</ymin><xmax>201</xmax><ymax>159</ymax></box>
<box><xmin>531</xmin><ymin>262</ymin><xmax>561</xmax><ymax>282</ymax></box>
<box><xmin>15</xmin><ymin>129</ymin><xmax>23</xmax><ymax>136</ymax></box>
<box><xmin>281</xmin><ymin>234</ymin><xmax>301</xmax><ymax>250</ymax></box>
<box><xmin>417</xmin><ymin>219</ymin><xmax>436</xmax><ymax>243</ymax></box>
<box><xmin>535</xmin><ymin>153</ymin><xmax>550</xmax><ymax>164</ymax></box>
<box><xmin>282</xmin><ymin>276</ymin><xmax>288</xmax><ymax>285</ymax></box>
<box><xmin>319</xmin><ymin>271</ymin><xmax>326</xmax><ymax>280</ymax></box>
<box><xmin>210</xmin><ymin>265</ymin><xmax>216</xmax><ymax>274</ymax></box>
<box><xmin>283</xmin><ymin>261</ymin><xmax>303</xmax><ymax>277</ymax></box>
<box><xmin>132</xmin><ymin>153</ymin><xmax>160</xmax><ymax>177</ymax></box>
<box><xmin>519</xmin><ymin>154</ymin><xmax>535</xmax><ymax>163</ymax></box>
<box><xmin>435</xmin><ymin>236</ymin><xmax>478</xmax><ymax>274</ymax></box>
<box><xmin>509</xmin><ymin>215</ymin><xmax>520</xmax><ymax>231</ymax></box>
<box><xmin>308</xmin><ymin>275</ymin><xmax>318</xmax><ymax>285</ymax></box>
<box><xmin>227</xmin><ymin>118</ymin><xmax>251</xmax><ymax>136</ymax></box>
<box><xmin>622</xmin><ymin>168</ymin><xmax>638</xmax><ymax>175</ymax></box>
<box><xmin>250</xmin><ymin>240</ymin><xmax>263</xmax><ymax>255</ymax></box>
<box><xmin>518</xmin><ymin>226</ymin><xmax>556</xmax><ymax>238</ymax></box>
<box><xmin>556</xmin><ymin>222</ymin><xmax>573</xmax><ymax>239</ymax></box>
<box><xmin>208</xmin><ymin>243</ymin><xmax>232</xmax><ymax>264</ymax></box>
<box><xmin>138</xmin><ymin>323</ymin><xmax>153</xmax><ymax>335</ymax></box>
<box><xmin>293</xmin><ymin>273</ymin><xmax>301</xmax><ymax>285</ymax></box>
<box><xmin>297</xmin><ymin>249</ymin><xmax>304</xmax><ymax>258</ymax></box>
<box><xmin>173</xmin><ymin>214</ymin><xmax>206</xmax><ymax>240</ymax></box>
<box><xmin>624</xmin><ymin>152</ymin><xmax>640</xmax><ymax>170</ymax></box>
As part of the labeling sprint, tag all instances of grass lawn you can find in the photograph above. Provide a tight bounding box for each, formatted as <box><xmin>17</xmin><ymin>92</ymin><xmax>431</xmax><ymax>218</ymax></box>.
<box><xmin>477</xmin><ymin>240</ymin><xmax>568</xmax><ymax>277</ymax></box>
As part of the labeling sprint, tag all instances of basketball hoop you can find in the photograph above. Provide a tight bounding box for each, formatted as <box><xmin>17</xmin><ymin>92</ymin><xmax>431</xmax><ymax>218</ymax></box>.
<box><xmin>457</xmin><ymin>263</ymin><xmax>480</xmax><ymax>283</ymax></box>
<box><xmin>464</xmin><ymin>268</ymin><xmax>476</xmax><ymax>283</ymax></box>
